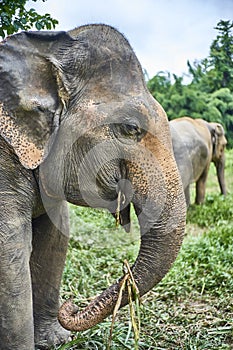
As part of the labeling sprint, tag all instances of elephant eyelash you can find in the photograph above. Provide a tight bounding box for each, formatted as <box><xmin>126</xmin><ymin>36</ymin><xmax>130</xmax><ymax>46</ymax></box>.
<box><xmin>122</xmin><ymin>123</ymin><xmax>141</xmax><ymax>136</ymax></box>
<box><xmin>35</xmin><ymin>105</ymin><xmax>46</xmax><ymax>113</ymax></box>
<box><xmin>111</xmin><ymin>122</ymin><xmax>142</xmax><ymax>142</ymax></box>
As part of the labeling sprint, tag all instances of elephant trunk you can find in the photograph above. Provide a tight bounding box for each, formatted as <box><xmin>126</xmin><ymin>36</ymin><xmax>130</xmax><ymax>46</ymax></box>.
<box><xmin>58</xmin><ymin>142</ymin><xmax>186</xmax><ymax>332</ymax></box>
<box><xmin>215</xmin><ymin>154</ymin><xmax>227</xmax><ymax>196</ymax></box>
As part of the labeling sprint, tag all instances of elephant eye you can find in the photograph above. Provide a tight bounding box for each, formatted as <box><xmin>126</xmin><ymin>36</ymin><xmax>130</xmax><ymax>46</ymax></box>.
<box><xmin>32</xmin><ymin>105</ymin><xmax>46</xmax><ymax>114</ymax></box>
<box><xmin>122</xmin><ymin>122</ymin><xmax>141</xmax><ymax>136</ymax></box>
<box><xmin>111</xmin><ymin>121</ymin><xmax>143</xmax><ymax>143</ymax></box>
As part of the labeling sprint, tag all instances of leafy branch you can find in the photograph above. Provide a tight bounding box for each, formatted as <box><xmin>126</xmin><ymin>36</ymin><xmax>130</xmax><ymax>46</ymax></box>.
<box><xmin>0</xmin><ymin>0</ymin><xmax>58</xmax><ymax>38</ymax></box>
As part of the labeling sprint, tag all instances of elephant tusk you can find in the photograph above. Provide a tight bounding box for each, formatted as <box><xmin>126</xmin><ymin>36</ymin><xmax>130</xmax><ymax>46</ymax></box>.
<box><xmin>115</xmin><ymin>190</ymin><xmax>122</xmax><ymax>227</ymax></box>
<box><xmin>115</xmin><ymin>190</ymin><xmax>127</xmax><ymax>227</ymax></box>
<box><xmin>121</xmin><ymin>193</ymin><xmax>126</xmax><ymax>205</ymax></box>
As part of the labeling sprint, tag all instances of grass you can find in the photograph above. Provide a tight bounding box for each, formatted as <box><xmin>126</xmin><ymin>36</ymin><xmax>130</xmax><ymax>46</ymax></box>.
<box><xmin>55</xmin><ymin>149</ymin><xmax>233</xmax><ymax>350</ymax></box>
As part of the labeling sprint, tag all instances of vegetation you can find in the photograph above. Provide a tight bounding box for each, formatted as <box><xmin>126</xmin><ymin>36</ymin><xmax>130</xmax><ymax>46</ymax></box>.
<box><xmin>0</xmin><ymin>0</ymin><xmax>58</xmax><ymax>38</ymax></box>
<box><xmin>55</xmin><ymin>149</ymin><xmax>233</xmax><ymax>349</ymax></box>
<box><xmin>147</xmin><ymin>20</ymin><xmax>233</xmax><ymax>147</ymax></box>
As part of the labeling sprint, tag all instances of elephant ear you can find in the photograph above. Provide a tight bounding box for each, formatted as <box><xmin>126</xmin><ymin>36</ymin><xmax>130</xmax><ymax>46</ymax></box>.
<box><xmin>207</xmin><ymin>122</ymin><xmax>227</xmax><ymax>159</ymax></box>
<box><xmin>0</xmin><ymin>31</ymin><xmax>71</xmax><ymax>169</ymax></box>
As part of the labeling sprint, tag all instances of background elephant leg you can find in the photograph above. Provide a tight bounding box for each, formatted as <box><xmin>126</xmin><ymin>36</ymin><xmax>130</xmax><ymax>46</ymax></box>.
<box><xmin>195</xmin><ymin>167</ymin><xmax>209</xmax><ymax>204</ymax></box>
<box><xmin>0</xmin><ymin>212</ymin><xmax>34</xmax><ymax>350</ymax></box>
<box><xmin>184</xmin><ymin>185</ymin><xmax>191</xmax><ymax>207</ymax></box>
<box><xmin>30</xmin><ymin>202</ymin><xmax>70</xmax><ymax>348</ymax></box>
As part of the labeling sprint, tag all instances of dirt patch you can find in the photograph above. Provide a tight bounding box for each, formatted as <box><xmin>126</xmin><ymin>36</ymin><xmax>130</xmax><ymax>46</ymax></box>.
<box><xmin>185</xmin><ymin>223</ymin><xmax>207</xmax><ymax>237</ymax></box>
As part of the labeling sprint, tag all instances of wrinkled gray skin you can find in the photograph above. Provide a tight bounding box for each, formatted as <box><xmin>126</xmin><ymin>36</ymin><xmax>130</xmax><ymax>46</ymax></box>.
<box><xmin>170</xmin><ymin>117</ymin><xmax>227</xmax><ymax>206</ymax></box>
<box><xmin>0</xmin><ymin>25</ymin><xmax>186</xmax><ymax>349</ymax></box>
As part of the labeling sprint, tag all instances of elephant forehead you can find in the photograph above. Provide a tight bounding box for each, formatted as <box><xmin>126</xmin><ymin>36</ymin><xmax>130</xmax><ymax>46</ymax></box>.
<box><xmin>217</xmin><ymin>124</ymin><xmax>225</xmax><ymax>136</ymax></box>
<box><xmin>73</xmin><ymin>98</ymin><xmax>136</xmax><ymax>119</ymax></box>
<box><xmin>72</xmin><ymin>99</ymin><xmax>107</xmax><ymax>128</ymax></box>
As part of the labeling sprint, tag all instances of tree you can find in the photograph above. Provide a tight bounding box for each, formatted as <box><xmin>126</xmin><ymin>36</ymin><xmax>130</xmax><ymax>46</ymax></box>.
<box><xmin>187</xmin><ymin>20</ymin><xmax>233</xmax><ymax>93</ymax></box>
<box><xmin>0</xmin><ymin>0</ymin><xmax>58</xmax><ymax>38</ymax></box>
<box><xmin>209</xmin><ymin>20</ymin><xmax>233</xmax><ymax>90</ymax></box>
<box><xmin>147</xmin><ymin>19</ymin><xmax>233</xmax><ymax>147</ymax></box>
<box><xmin>187</xmin><ymin>58</ymin><xmax>209</xmax><ymax>85</ymax></box>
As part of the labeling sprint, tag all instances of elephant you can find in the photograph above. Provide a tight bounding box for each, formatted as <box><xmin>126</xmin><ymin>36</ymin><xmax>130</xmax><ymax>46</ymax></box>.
<box><xmin>170</xmin><ymin>117</ymin><xmax>227</xmax><ymax>206</ymax></box>
<box><xmin>0</xmin><ymin>24</ymin><xmax>186</xmax><ymax>349</ymax></box>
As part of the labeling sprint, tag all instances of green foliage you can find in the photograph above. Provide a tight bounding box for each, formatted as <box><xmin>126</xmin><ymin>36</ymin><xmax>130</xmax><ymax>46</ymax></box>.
<box><xmin>187</xmin><ymin>193</ymin><xmax>233</xmax><ymax>227</ymax></box>
<box><xmin>209</xmin><ymin>20</ymin><xmax>233</xmax><ymax>91</ymax></box>
<box><xmin>148</xmin><ymin>20</ymin><xmax>233</xmax><ymax>148</ymax></box>
<box><xmin>188</xmin><ymin>20</ymin><xmax>233</xmax><ymax>94</ymax></box>
<box><xmin>0</xmin><ymin>0</ymin><xmax>58</xmax><ymax>38</ymax></box>
<box><xmin>160</xmin><ymin>225</ymin><xmax>233</xmax><ymax>298</ymax></box>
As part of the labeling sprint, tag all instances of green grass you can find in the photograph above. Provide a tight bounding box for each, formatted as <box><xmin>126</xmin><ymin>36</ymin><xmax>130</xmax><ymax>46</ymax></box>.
<box><xmin>55</xmin><ymin>150</ymin><xmax>233</xmax><ymax>350</ymax></box>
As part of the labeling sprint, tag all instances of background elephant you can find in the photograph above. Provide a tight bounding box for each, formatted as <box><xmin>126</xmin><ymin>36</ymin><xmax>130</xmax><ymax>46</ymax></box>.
<box><xmin>0</xmin><ymin>25</ymin><xmax>186</xmax><ymax>349</ymax></box>
<box><xmin>170</xmin><ymin>117</ymin><xmax>227</xmax><ymax>206</ymax></box>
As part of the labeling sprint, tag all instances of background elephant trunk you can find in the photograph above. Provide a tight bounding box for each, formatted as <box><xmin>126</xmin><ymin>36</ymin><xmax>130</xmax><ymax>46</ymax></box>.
<box><xmin>58</xmin><ymin>145</ymin><xmax>186</xmax><ymax>332</ymax></box>
<box><xmin>214</xmin><ymin>154</ymin><xmax>227</xmax><ymax>195</ymax></box>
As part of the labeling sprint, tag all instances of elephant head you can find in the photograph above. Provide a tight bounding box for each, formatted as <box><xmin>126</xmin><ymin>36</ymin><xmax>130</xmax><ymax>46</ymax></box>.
<box><xmin>0</xmin><ymin>25</ymin><xmax>186</xmax><ymax>331</ymax></box>
<box><xmin>208</xmin><ymin>122</ymin><xmax>227</xmax><ymax>162</ymax></box>
<box><xmin>207</xmin><ymin>122</ymin><xmax>227</xmax><ymax>195</ymax></box>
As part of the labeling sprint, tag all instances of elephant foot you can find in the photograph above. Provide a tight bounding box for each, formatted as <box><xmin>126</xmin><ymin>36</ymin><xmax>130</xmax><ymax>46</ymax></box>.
<box><xmin>35</xmin><ymin>318</ymin><xmax>71</xmax><ymax>349</ymax></box>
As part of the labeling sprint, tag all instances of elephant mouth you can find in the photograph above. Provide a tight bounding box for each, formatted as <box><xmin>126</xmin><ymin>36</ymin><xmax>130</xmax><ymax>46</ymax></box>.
<box><xmin>67</xmin><ymin>158</ymin><xmax>133</xmax><ymax>232</ymax></box>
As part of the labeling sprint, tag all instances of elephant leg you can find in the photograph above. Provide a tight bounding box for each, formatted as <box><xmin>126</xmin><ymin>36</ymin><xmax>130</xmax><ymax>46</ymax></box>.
<box><xmin>30</xmin><ymin>201</ymin><xmax>70</xmax><ymax>349</ymax></box>
<box><xmin>184</xmin><ymin>185</ymin><xmax>191</xmax><ymax>207</ymax></box>
<box><xmin>195</xmin><ymin>167</ymin><xmax>209</xmax><ymax>204</ymax></box>
<box><xmin>0</xmin><ymin>210</ymin><xmax>34</xmax><ymax>350</ymax></box>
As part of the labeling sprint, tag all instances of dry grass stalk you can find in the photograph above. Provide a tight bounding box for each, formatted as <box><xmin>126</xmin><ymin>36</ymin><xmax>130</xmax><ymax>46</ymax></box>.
<box><xmin>107</xmin><ymin>260</ymin><xmax>141</xmax><ymax>350</ymax></box>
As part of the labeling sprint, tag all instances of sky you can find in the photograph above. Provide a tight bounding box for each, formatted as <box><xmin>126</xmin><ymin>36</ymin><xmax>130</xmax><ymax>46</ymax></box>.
<box><xmin>27</xmin><ymin>0</ymin><xmax>232</xmax><ymax>81</ymax></box>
